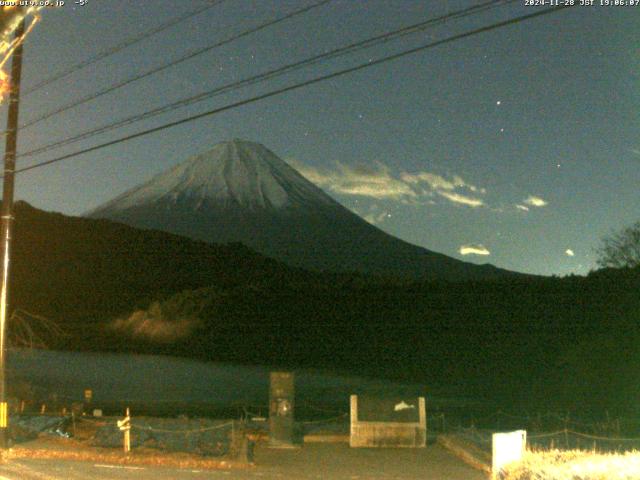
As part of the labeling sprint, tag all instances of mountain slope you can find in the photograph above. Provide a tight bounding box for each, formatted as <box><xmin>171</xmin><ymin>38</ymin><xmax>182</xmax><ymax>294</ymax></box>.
<box><xmin>9</xmin><ymin>201</ymin><xmax>307</xmax><ymax>345</ymax></box>
<box><xmin>87</xmin><ymin>139</ymin><xmax>514</xmax><ymax>280</ymax></box>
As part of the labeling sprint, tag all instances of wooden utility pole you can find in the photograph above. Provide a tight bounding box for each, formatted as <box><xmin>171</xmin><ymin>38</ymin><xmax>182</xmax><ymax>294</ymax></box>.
<box><xmin>0</xmin><ymin>16</ymin><xmax>26</xmax><ymax>449</ymax></box>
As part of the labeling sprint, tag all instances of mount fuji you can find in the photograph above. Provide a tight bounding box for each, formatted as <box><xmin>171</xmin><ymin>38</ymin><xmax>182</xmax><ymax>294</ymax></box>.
<box><xmin>87</xmin><ymin>139</ymin><xmax>511</xmax><ymax>280</ymax></box>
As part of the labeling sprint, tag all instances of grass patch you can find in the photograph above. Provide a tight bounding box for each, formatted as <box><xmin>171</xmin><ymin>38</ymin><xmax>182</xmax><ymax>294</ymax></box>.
<box><xmin>501</xmin><ymin>449</ymin><xmax>640</xmax><ymax>480</ymax></box>
<box><xmin>0</xmin><ymin>423</ymin><xmax>252</xmax><ymax>471</ymax></box>
<box><xmin>2</xmin><ymin>437</ymin><xmax>250</xmax><ymax>470</ymax></box>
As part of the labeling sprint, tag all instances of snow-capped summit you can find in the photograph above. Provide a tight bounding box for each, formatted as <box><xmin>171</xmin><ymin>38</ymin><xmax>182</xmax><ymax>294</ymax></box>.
<box><xmin>92</xmin><ymin>139</ymin><xmax>337</xmax><ymax>213</ymax></box>
<box><xmin>87</xmin><ymin>140</ymin><xmax>512</xmax><ymax>280</ymax></box>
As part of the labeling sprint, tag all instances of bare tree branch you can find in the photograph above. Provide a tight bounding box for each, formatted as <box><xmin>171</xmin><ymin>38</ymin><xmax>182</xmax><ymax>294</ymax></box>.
<box><xmin>8</xmin><ymin>308</ymin><xmax>67</xmax><ymax>350</ymax></box>
<box><xmin>596</xmin><ymin>221</ymin><xmax>640</xmax><ymax>269</ymax></box>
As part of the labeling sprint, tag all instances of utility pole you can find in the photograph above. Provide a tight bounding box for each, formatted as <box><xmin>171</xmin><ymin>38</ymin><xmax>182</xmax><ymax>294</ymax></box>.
<box><xmin>0</xmin><ymin>16</ymin><xmax>26</xmax><ymax>449</ymax></box>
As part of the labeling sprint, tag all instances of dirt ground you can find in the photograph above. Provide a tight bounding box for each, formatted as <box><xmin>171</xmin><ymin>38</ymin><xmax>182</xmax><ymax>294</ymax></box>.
<box><xmin>0</xmin><ymin>442</ymin><xmax>487</xmax><ymax>479</ymax></box>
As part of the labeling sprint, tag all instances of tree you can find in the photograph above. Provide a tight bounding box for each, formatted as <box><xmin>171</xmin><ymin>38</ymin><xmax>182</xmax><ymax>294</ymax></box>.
<box><xmin>597</xmin><ymin>221</ymin><xmax>640</xmax><ymax>269</ymax></box>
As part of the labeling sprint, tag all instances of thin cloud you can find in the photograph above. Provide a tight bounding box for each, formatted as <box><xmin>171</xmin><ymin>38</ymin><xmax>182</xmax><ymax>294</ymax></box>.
<box><xmin>290</xmin><ymin>159</ymin><xmax>486</xmax><ymax>208</ymax></box>
<box><xmin>565</xmin><ymin>249</ymin><xmax>575</xmax><ymax>257</ymax></box>
<box><xmin>437</xmin><ymin>190</ymin><xmax>484</xmax><ymax>208</ymax></box>
<box><xmin>364</xmin><ymin>211</ymin><xmax>389</xmax><ymax>225</ymax></box>
<box><xmin>630</xmin><ymin>148</ymin><xmax>640</xmax><ymax>157</ymax></box>
<box><xmin>516</xmin><ymin>204</ymin><xmax>530</xmax><ymax>212</ymax></box>
<box><xmin>289</xmin><ymin>161</ymin><xmax>328</xmax><ymax>186</ymax></box>
<box><xmin>459</xmin><ymin>244</ymin><xmax>490</xmax><ymax>256</ymax></box>
<box><xmin>401</xmin><ymin>172</ymin><xmax>486</xmax><ymax>194</ymax></box>
<box><xmin>290</xmin><ymin>160</ymin><xmax>415</xmax><ymax>200</ymax></box>
<box><xmin>523</xmin><ymin>195</ymin><xmax>548</xmax><ymax>207</ymax></box>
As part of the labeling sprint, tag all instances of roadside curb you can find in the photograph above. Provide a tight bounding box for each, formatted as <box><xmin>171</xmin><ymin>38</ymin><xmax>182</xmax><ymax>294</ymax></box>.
<box><xmin>437</xmin><ymin>434</ymin><xmax>491</xmax><ymax>475</ymax></box>
<box><xmin>303</xmin><ymin>434</ymin><xmax>349</xmax><ymax>443</ymax></box>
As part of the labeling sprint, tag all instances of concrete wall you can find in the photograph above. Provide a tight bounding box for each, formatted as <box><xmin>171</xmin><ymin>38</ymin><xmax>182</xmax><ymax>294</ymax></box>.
<box><xmin>349</xmin><ymin>395</ymin><xmax>426</xmax><ymax>448</ymax></box>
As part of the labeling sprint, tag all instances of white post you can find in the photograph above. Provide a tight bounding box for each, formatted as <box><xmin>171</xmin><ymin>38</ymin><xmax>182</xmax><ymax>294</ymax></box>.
<box><xmin>117</xmin><ymin>407</ymin><xmax>131</xmax><ymax>454</ymax></box>
<box><xmin>124</xmin><ymin>407</ymin><xmax>131</xmax><ymax>453</ymax></box>
<box><xmin>349</xmin><ymin>395</ymin><xmax>358</xmax><ymax>448</ymax></box>
<box><xmin>492</xmin><ymin>430</ymin><xmax>526</xmax><ymax>479</ymax></box>
<box><xmin>418</xmin><ymin>397</ymin><xmax>426</xmax><ymax>447</ymax></box>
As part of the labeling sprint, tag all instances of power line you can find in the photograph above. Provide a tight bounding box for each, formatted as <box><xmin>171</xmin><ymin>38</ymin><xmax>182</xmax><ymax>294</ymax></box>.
<box><xmin>22</xmin><ymin>1</ymin><xmax>227</xmax><ymax>96</ymax></box>
<box><xmin>13</xmin><ymin>5</ymin><xmax>572</xmax><ymax>176</ymax></box>
<box><xmin>20</xmin><ymin>0</ymin><xmax>509</xmax><ymax>157</ymax></box>
<box><xmin>19</xmin><ymin>0</ymin><xmax>514</xmax><ymax>159</ymax></box>
<box><xmin>19</xmin><ymin>0</ymin><xmax>333</xmax><ymax>130</ymax></box>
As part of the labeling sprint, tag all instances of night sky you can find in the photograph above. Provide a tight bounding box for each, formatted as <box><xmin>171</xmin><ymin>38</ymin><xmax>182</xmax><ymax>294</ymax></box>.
<box><xmin>3</xmin><ymin>0</ymin><xmax>638</xmax><ymax>276</ymax></box>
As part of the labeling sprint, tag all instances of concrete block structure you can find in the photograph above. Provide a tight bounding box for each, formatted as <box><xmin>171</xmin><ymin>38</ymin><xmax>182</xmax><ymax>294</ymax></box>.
<box><xmin>350</xmin><ymin>394</ymin><xmax>426</xmax><ymax>448</ymax></box>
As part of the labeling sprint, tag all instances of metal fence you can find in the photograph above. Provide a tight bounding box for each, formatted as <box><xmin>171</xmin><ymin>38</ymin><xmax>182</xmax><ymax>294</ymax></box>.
<box><xmin>91</xmin><ymin>417</ymin><xmax>238</xmax><ymax>456</ymax></box>
<box><xmin>450</xmin><ymin>413</ymin><xmax>640</xmax><ymax>455</ymax></box>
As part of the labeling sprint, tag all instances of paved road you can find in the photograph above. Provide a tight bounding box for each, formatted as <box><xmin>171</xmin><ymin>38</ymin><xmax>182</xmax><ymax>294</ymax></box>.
<box><xmin>0</xmin><ymin>460</ymin><xmax>235</xmax><ymax>480</ymax></box>
<box><xmin>0</xmin><ymin>444</ymin><xmax>486</xmax><ymax>479</ymax></box>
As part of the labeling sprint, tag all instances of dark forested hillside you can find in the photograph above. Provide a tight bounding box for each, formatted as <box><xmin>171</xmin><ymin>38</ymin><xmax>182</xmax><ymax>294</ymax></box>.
<box><xmin>104</xmin><ymin>267</ymin><xmax>640</xmax><ymax>415</ymax></box>
<box><xmin>7</xmin><ymin>202</ymin><xmax>640</xmax><ymax>414</ymax></box>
